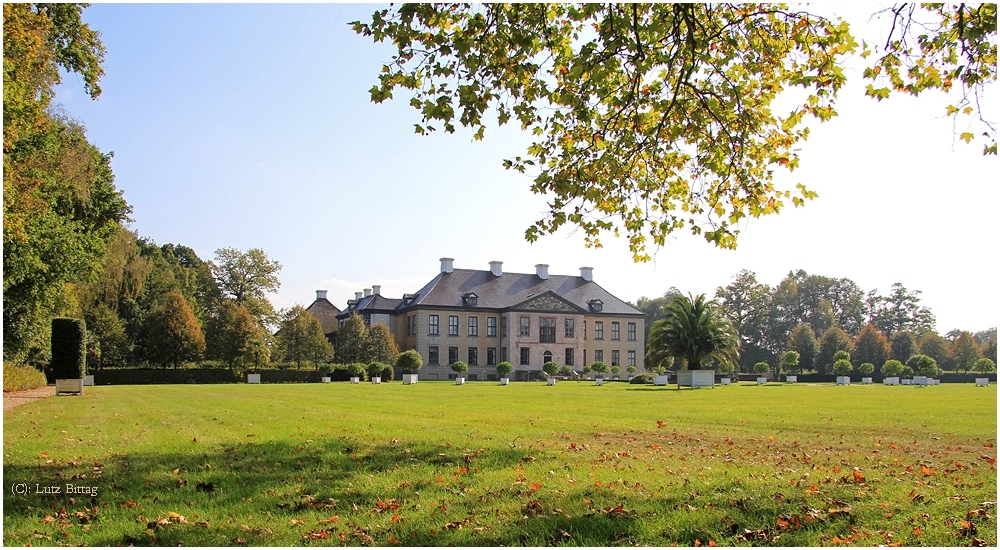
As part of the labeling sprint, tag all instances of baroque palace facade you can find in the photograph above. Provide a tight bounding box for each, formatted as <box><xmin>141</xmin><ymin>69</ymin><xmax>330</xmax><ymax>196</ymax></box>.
<box><xmin>308</xmin><ymin>258</ymin><xmax>646</xmax><ymax>381</ymax></box>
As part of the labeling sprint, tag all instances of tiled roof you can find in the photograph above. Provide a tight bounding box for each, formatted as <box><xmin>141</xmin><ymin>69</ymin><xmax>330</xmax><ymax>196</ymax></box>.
<box><xmin>305</xmin><ymin>299</ymin><xmax>341</xmax><ymax>334</ymax></box>
<box><xmin>337</xmin><ymin>294</ymin><xmax>404</xmax><ymax>319</ymax></box>
<box><xmin>406</xmin><ymin>269</ymin><xmax>643</xmax><ymax>315</ymax></box>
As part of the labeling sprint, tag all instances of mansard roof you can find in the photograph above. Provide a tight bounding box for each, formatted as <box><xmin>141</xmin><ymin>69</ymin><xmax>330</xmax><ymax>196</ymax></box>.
<box><xmin>405</xmin><ymin>269</ymin><xmax>643</xmax><ymax>316</ymax></box>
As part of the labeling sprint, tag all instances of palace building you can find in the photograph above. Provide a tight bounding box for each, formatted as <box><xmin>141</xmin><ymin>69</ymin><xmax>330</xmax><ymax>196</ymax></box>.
<box><xmin>307</xmin><ymin>258</ymin><xmax>646</xmax><ymax>381</ymax></box>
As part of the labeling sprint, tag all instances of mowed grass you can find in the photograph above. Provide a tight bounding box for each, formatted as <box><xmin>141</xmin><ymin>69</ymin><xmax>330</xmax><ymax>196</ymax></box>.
<box><xmin>3</xmin><ymin>381</ymin><xmax>996</xmax><ymax>546</ymax></box>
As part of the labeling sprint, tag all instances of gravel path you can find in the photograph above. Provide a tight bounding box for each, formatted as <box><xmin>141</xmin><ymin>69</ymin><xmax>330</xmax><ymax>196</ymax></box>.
<box><xmin>3</xmin><ymin>385</ymin><xmax>55</xmax><ymax>412</ymax></box>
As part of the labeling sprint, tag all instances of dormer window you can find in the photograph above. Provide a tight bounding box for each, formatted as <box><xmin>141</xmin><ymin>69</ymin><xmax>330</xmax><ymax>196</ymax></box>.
<box><xmin>588</xmin><ymin>299</ymin><xmax>604</xmax><ymax>312</ymax></box>
<box><xmin>463</xmin><ymin>292</ymin><xmax>478</xmax><ymax>307</ymax></box>
<box><xmin>403</xmin><ymin>293</ymin><xmax>417</xmax><ymax>306</ymax></box>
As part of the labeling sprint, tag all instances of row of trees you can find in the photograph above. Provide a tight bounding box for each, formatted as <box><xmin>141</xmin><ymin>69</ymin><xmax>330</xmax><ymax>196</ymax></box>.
<box><xmin>635</xmin><ymin>269</ymin><xmax>996</xmax><ymax>374</ymax></box>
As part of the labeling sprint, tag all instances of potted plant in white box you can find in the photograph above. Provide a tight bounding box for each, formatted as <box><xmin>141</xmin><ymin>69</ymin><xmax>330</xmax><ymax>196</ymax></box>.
<box><xmin>647</xmin><ymin>294</ymin><xmax>737</xmax><ymax>390</ymax></box>
<box><xmin>753</xmin><ymin>361</ymin><xmax>770</xmax><ymax>385</ymax></box>
<box><xmin>591</xmin><ymin>361</ymin><xmax>609</xmax><ymax>385</ymax></box>
<box><xmin>858</xmin><ymin>362</ymin><xmax>875</xmax><ymax>384</ymax></box>
<box><xmin>907</xmin><ymin>354</ymin><xmax>937</xmax><ymax>386</ymax></box>
<box><xmin>397</xmin><ymin>350</ymin><xmax>422</xmax><ymax>384</ymax></box>
<box><xmin>973</xmin><ymin>358</ymin><xmax>994</xmax><ymax>386</ymax></box>
<box><xmin>52</xmin><ymin>318</ymin><xmax>86</xmax><ymax>395</ymax></box>
<box><xmin>319</xmin><ymin>364</ymin><xmax>333</xmax><ymax>383</ymax></box>
<box><xmin>900</xmin><ymin>364</ymin><xmax>914</xmax><ymax>384</ymax></box>
<box><xmin>626</xmin><ymin>365</ymin><xmax>637</xmax><ymax>380</ymax></box>
<box><xmin>782</xmin><ymin>351</ymin><xmax>800</xmax><ymax>383</ymax></box>
<box><xmin>347</xmin><ymin>362</ymin><xmax>366</xmax><ymax>384</ymax></box>
<box><xmin>496</xmin><ymin>361</ymin><xmax>513</xmax><ymax>385</ymax></box>
<box><xmin>451</xmin><ymin>360</ymin><xmax>469</xmax><ymax>384</ymax></box>
<box><xmin>717</xmin><ymin>361</ymin><xmax>735</xmax><ymax>385</ymax></box>
<box><xmin>610</xmin><ymin>365</ymin><xmax>621</xmax><ymax>380</ymax></box>
<box><xmin>366</xmin><ymin>361</ymin><xmax>386</xmax><ymax>384</ymax></box>
<box><xmin>833</xmin><ymin>351</ymin><xmax>853</xmax><ymax>385</ymax></box>
<box><xmin>542</xmin><ymin>361</ymin><xmax>560</xmax><ymax>385</ymax></box>
<box><xmin>881</xmin><ymin>359</ymin><xmax>903</xmax><ymax>385</ymax></box>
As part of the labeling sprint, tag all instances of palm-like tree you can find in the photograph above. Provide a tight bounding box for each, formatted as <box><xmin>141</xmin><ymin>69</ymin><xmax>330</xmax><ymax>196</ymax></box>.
<box><xmin>646</xmin><ymin>293</ymin><xmax>740</xmax><ymax>371</ymax></box>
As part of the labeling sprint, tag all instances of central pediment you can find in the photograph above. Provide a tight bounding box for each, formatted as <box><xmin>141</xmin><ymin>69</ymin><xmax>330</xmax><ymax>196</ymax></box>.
<box><xmin>511</xmin><ymin>291</ymin><xmax>584</xmax><ymax>313</ymax></box>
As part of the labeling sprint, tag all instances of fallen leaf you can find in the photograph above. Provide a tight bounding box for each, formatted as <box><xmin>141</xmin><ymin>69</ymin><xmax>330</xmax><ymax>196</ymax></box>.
<box><xmin>657</xmin><ymin>420</ymin><xmax>666</xmax><ymax>428</ymax></box>
<box><xmin>853</xmin><ymin>469</ymin><xmax>866</xmax><ymax>483</ymax></box>
<box><xmin>921</xmin><ymin>465</ymin><xmax>935</xmax><ymax>476</ymax></box>
<box><xmin>530</xmin><ymin>482</ymin><xmax>542</xmax><ymax>491</ymax></box>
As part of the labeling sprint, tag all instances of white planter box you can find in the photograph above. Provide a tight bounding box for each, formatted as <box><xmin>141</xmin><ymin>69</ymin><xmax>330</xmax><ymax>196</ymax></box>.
<box><xmin>757</xmin><ymin>377</ymin><xmax>768</xmax><ymax>385</ymax></box>
<box><xmin>976</xmin><ymin>378</ymin><xmax>990</xmax><ymax>386</ymax></box>
<box><xmin>402</xmin><ymin>374</ymin><xmax>418</xmax><ymax>385</ymax></box>
<box><xmin>653</xmin><ymin>375</ymin><xmax>669</xmax><ymax>386</ymax></box>
<box><xmin>902</xmin><ymin>379</ymin><xmax>912</xmax><ymax>385</ymax></box>
<box><xmin>595</xmin><ymin>378</ymin><xmax>604</xmax><ymax>386</ymax></box>
<box><xmin>678</xmin><ymin>370</ymin><xmax>715</xmax><ymax>388</ymax></box>
<box><xmin>836</xmin><ymin>376</ymin><xmax>851</xmax><ymax>385</ymax></box>
<box><xmin>720</xmin><ymin>378</ymin><xmax>731</xmax><ymax>385</ymax></box>
<box><xmin>883</xmin><ymin>377</ymin><xmax>899</xmax><ymax>385</ymax></box>
<box><xmin>350</xmin><ymin>376</ymin><xmax>360</xmax><ymax>384</ymax></box>
<box><xmin>913</xmin><ymin>376</ymin><xmax>929</xmax><ymax>386</ymax></box>
<box><xmin>931</xmin><ymin>379</ymin><xmax>940</xmax><ymax>385</ymax></box>
<box><xmin>83</xmin><ymin>375</ymin><xmax>95</xmax><ymax>386</ymax></box>
<box><xmin>500</xmin><ymin>378</ymin><xmax>510</xmax><ymax>386</ymax></box>
<box><xmin>372</xmin><ymin>376</ymin><xmax>381</xmax><ymax>384</ymax></box>
<box><xmin>455</xmin><ymin>377</ymin><xmax>465</xmax><ymax>385</ymax></box>
<box><xmin>247</xmin><ymin>374</ymin><xmax>261</xmax><ymax>384</ymax></box>
<box><xmin>55</xmin><ymin>379</ymin><xmax>84</xmax><ymax>395</ymax></box>
<box><xmin>862</xmin><ymin>377</ymin><xmax>873</xmax><ymax>384</ymax></box>
<box><xmin>321</xmin><ymin>376</ymin><xmax>331</xmax><ymax>383</ymax></box>
<box><xmin>546</xmin><ymin>378</ymin><xmax>556</xmax><ymax>386</ymax></box>
<box><xmin>785</xmin><ymin>375</ymin><xmax>797</xmax><ymax>383</ymax></box>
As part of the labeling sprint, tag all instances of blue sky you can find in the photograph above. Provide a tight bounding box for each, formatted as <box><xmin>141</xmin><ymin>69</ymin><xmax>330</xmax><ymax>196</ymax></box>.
<box><xmin>54</xmin><ymin>3</ymin><xmax>996</xmax><ymax>333</ymax></box>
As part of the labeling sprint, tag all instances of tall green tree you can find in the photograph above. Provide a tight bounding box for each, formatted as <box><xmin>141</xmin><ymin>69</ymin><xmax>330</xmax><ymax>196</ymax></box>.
<box><xmin>715</xmin><ymin>270</ymin><xmax>775</xmax><ymax>370</ymax></box>
<box><xmin>889</xmin><ymin>331</ymin><xmax>918</xmax><ymax>363</ymax></box>
<box><xmin>368</xmin><ymin>322</ymin><xmax>399</xmax><ymax>366</ymax></box>
<box><xmin>852</xmin><ymin>324</ymin><xmax>890</xmax><ymax>373</ymax></box>
<box><xmin>275</xmin><ymin>305</ymin><xmax>333</xmax><ymax>369</ymax></box>
<box><xmin>868</xmin><ymin>283</ymin><xmax>936</xmax><ymax>337</ymax></box>
<box><xmin>816</xmin><ymin>326</ymin><xmax>853</xmax><ymax>375</ymax></box>
<box><xmin>335</xmin><ymin>313</ymin><xmax>372</xmax><ymax>365</ymax></box>
<box><xmin>135</xmin><ymin>290</ymin><xmax>205</xmax><ymax>368</ymax></box>
<box><xmin>354</xmin><ymin>4</ymin><xmax>995</xmax><ymax>260</ymax></box>
<box><xmin>210</xmin><ymin>247</ymin><xmax>281</xmax><ymax>325</ymax></box>
<box><xmin>949</xmin><ymin>331</ymin><xmax>982</xmax><ymax>373</ymax></box>
<box><xmin>646</xmin><ymin>294</ymin><xmax>739</xmax><ymax>371</ymax></box>
<box><xmin>205</xmin><ymin>300</ymin><xmax>261</xmax><ymax>368</ymax></box>
<box><xmin>786</xmin><ymin>323</ymin><xmax>819</xmax><ymax>373</ymax></box>
<box><xmin>918</xmin><ymin>332</ymin><xmax>951</xmax><ymax>372</ymax></box>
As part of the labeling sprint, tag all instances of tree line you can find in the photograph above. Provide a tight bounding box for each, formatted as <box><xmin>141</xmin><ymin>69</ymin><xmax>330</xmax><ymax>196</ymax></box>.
<box><xmin>635</xmin><ymin>270</ymin><xmax>997</xmax><ymax>375</ymax></box>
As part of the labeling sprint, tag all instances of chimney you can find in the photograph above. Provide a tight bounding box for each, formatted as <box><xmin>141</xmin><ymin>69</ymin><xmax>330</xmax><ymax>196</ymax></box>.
<box><xmin>580</xmin><ymin>267</ymin><xmax>594</xmax><ymax>282</ymax></box>
<box><xmin>364</xmin><ymin>288</ymin><xmax>372</xmax><ymax>298</ymax></box>
<box><xmin>372</xmin><ymin>284</ymin><xmax>381</xmax><ymax>296</ymax></box>
<box><xmin>489</xmin><ymin>261</ymin><xmax>503</xmax><ymax>277</ymax></box>
<box><xmin>355</xmin><ymin>291</ymin><xmax>363</xmax><ymax>301</ymax></box>
<box><xmin>440</xmin><ymin>257</ymin><xmax>454</xmax><ymax>273</ymax></box>
<box><xmin>316</xmin><ymin>290</ymin><xmax>327</xmax><ymax>301</ymax></box>
<box><xmin>535</xmin><ymin>264</ymin><xmax>549</xmax><ymax>280</ymax></box>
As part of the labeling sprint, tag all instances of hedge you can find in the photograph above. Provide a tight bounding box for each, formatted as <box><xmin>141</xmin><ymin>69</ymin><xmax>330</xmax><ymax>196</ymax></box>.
<box><xmin>51</xmin><ymin>318</ymin><xmax>86</xmax><ymax>380</ymax></box>
<box><xmin>3</xmin><ymin>362</ymin><xmax>48</xmax><ymax>392</ymax></box>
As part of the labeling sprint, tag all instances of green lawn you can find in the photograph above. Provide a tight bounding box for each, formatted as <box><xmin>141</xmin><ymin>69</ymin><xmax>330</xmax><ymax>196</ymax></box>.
<box><xmin>3</xmin><ymin>381</ymin><xmax>996</xmax><ymax>546</ymax></box>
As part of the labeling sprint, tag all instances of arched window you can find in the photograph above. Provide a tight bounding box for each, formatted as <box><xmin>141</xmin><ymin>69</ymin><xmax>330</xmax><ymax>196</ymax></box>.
<box><xmin>543</xmin><ymin>350</ymin><xmax>553</xmax><ymax>364</ymax></box>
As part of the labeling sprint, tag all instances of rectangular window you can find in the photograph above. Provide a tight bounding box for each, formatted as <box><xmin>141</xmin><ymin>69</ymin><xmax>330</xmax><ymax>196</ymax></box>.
<box><xmin>487</xmin><ymin>347</ymin><xmax>497</xmax><ymax>366</ymax></box>
<box><xmin>565</xmin><ymin>348</ymin><xmax>574</xmax><ymax>366</ymax></box>
<box><xmin>429</xmin><ymin>346</ymin><xmax>439</xmax><ymax>365</ymax></box>
<box><xmin>539</xmin><ymin>318</ymin><xmax>556</xmax><ymax>343</ymax></box>
<box><xmin>449</xmin><ymin>315</ymin><xmax>459</xmax><ymax>336</ymax></box>
<box><xmin>520</xmin><ymin>347</ymin><xmax>530</xmax><ymax>365</ymax></box>
<box><xmin>519</xmin><ymin>317</ymin><xmax>531</xmax><ymax>337</ymax></box>
<box><xmin>468</xmin><ymin>347</ymin><xmax>478</xmax><ymax>365</ymax></box>
<box><xmin>502</xmin><ymin>317</ymin><xmax>508</xmax><ymax>337</ymax></box>
<box><xmin>583</xmin><ymin>348</ymin><xmax>587</xmax><ymax>366</ymax></box>
<box><xmin>583</xmin><ymin>320</ymin><xmax>587</xmax><ymax>339</ymax></box>
<box><xmin>468</xmin><ymin>316</ymin><xmax>478</xmax><ymax>337</ymax></box>
<box><xmin>611</xmin><ymin>322</ymin><xmax>620</xmax><ymax>341</ymax></box>
<box><xmin>501</xmin><ymin>346</ymin><xmax>508</xmax><ymax>363</ymax></box>
<box><xmin>595</xmin><ymin>349</ymin><xmax>604</xmax><ymax>363</ymax></box>
<box><xmin>487</xmin><ymin>317</ymin><xmax>497</xmax><ymax>337</ymax></box>
<box><xmin>429</xmin><ymin>315</ymin><xmax>439</xmax><ymax>336</ymax></box>
<box><xmin>628</xmin><ymin>322</ymin><xmax>636</xmax><ymax>341</ymax></box>
<box><xmin>628</xmin><ymin>350</ymin><xmax>636</xmax><ymax>367</ymax></box>
<box><xmin>611</xmin><ymin>350</ymin><xmax>620</xmax><ymax>366</ymax></box>
<box><xmin>406</xmin><ymin>315</ymin><xmax>411</xmax><ymax>336</ymax></box>
<box><xmin>411</xmin><ymin>315</ymin><xmax>417</xmax><ymax>336</ymax></box>
<box><xmin>448</xmin><ymin>346</ymin><xmax>459</xmax><ymax>364</ymax></box>
<box><xmin>565</xmin><ymin>319</ymin><xmax>575</xmax><ymax>338</ymax></box>
<box><xmin>595</xmin><ymin>321</ymin><xmax>604</xmax><ymax>340</ymax></box>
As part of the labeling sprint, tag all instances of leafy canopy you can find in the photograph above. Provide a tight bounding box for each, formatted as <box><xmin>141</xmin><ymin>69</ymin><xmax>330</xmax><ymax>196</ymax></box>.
<box><xmin>646</xmin><ymin>293</ymin><xmax>739</xmax><ymax>371</ymax></box>
<box><xmin>353</xmin><ymin>4</ymin><xmax>995</xmax><ymax>260</ymax></box>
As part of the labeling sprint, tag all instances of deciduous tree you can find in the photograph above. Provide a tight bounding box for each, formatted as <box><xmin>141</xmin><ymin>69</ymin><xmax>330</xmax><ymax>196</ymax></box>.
<box><xmin>918</xmin><ymin>332</ymin><xmax>951</xmax><ymax>371</ymax></box>
<box><xmin>890</xmin><ymin>331</ymin><xmax>918</xmax><ymax>363</ymax></box>
<box><xmin>787</xmin><ymin>324</ymin><xmax>819</xmax><ymax>373</ymax></box>
<box><xmin>336</xmin><ymin>313</ymin><xmax>372</xmax><ymax>365</ymax></box>
<box><xmin>369</xmin><ymin>323</ymin><xmax>400</xmax><ymax>366</ymax></box>
<box><xmin>276</xmin><ymin>305</ymin><xmax>333</xmax><ymax>369</ymax></box>
<box><xmin>852</xmin><ymin>324</ymin><xmax>890</xmax><ymax>373</ymax></box>
<box><xmin>135</xmin><ymin>290</ymin><xmax>205</xmax><ymax>368</ymax></box>
<box><xmin>817</xmin><ymin>326</ymin><xmax>852</xmax><ymax>375</ymax></box>
<box><xmin>949</xmin><ymin>331</ymin><xmax>982</xmax><ymax>373</ymax></box>
<box><xmin>205</xmin><ymin>300</ymin><xmax>260</xmax><ymax>368</ymax></box>
<box><xmin>210</xmin><ymin>247</ymin><xmax>281</xmax><ymax>325</ymax></box>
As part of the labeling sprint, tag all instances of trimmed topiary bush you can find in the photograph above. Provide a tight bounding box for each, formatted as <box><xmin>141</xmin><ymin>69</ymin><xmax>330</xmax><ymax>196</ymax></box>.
<box><xmin>753</xmin><ymin>361</ymin><xmax>770</xmax><ymax>374</ymax></box>
<box><xmin>366</xmin><ymin>362</ymin><xmax>386</xmax><ymax>379</ymax></box>
<box><xmin>972</xmin><ymin>357</ymin><xmax>996</xmax><ymax>374</ymax></box>
<box><xmin>858</xmin><ymin>362</ymin><xmax>875</xmax><ymax>376</ymax></box>
<box><xmin>396</xmin><ymin>350</ymin><xmax>423</xmax><ymax>373</ymax></box>
<box><xmin>346</xmin><ymin>362</ymin><xmax>368</xmax><ymax>381</ymax></box>
<box><xmin>558</xmin><ymin>364</ymin><xmax>573</xmax><ymax>377</ymax></box>
<box><xmin>51</xmin><ymin>318</ymin><xmax>86</xmax><ymax>380</ymax></box>
<box><xmin>833</xmin><ymin>358</ymin><xmax>853</xmax><ymax>376</ymax></box>
<box><xmin>629</xmin><ymin>372</ymin><xmax>654</xmax><ymax>384</ymax></box>
<box><xmin>542</xmin><ymin>361</ymin><xmax>560</xmax><ymax>378</ymax></box>
<box><xmin>881</xmin><ymin>359</ymin><xmax>903</xmax><ymax>377</ymax></box>
<box><xmin>451</xmin><ymin>361</ymin><xmax>469</xmax><ymax>376</ymax></box>
<box><xmin>590</xmin><ymin>361</ymin><xmax>610</xmax><ymax>377</ymax></box>
<box><xmin>496</xmin><ymin>361</ymin><xmax>513</xmax><ymax>378</ymax></box>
